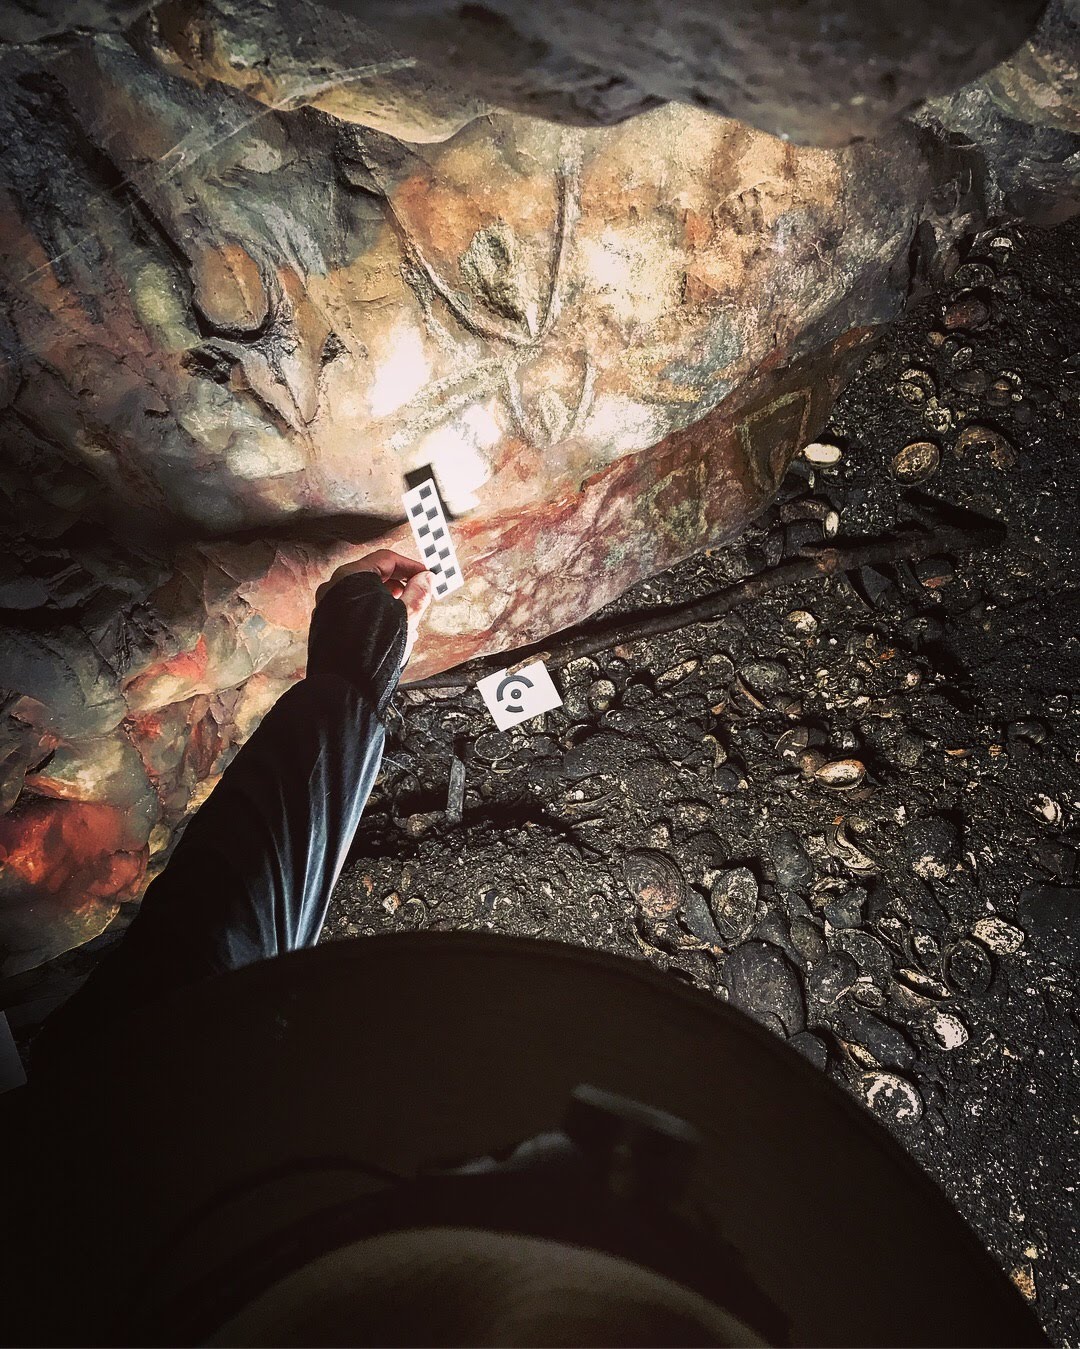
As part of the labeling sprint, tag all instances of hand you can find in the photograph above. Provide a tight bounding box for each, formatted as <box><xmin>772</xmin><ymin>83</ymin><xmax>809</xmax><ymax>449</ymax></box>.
<box><xmin>316</xmin><ymin>549</ymin><xmax>435</xmax><ymax>667</ymax></box>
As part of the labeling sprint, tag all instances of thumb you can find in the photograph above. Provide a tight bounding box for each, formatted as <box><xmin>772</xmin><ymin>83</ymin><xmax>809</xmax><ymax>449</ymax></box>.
<box><xmin>401</xmin><ymin>569</ymin><xmax>436</xmax><ymax>622</ymax></box>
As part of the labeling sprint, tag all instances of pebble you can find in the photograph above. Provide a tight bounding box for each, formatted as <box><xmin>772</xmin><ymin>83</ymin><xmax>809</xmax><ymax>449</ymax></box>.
<box><xmin>720</xmin><ymin>941</ymin><xmax>806</xmax><ymax>1036</ymax></box>
<box><xmin>1029</xmin><ymin>793</ymin><xmax>1062</xmax><ymax>826</ymax></box>
<box><xmin>404</xmin><ymin>812</ymin><xmax>440</xmax><ymax>838</ymax></box>
<box><xmin>789</xmin><ymin>1031</ymin><xmax>829</xmax><ymax>1071</ymax></box>
<box><xmin>859</xmin><ymin>1071</ymin><xmax>924</xmax><ymax>1125</ymax></box>
<box><xmin>785</xmin><ymin>609</ymin><xmax>818</xmax><ymax>634</ymax></box>
<box><xmin>770</xmin><ymin>826</ymin><xmax>813</xmax><ymax>890</ymax></box>
<box><xmin>588</xmin><ymin>679</ymin><xmax>617</xmax><ymax>713</ymax></box>
<box><xmin>836</xmin><ymin>1007</ymin><xmax>915</xmax><ymax>1070</ymax></box>
<box><xmin>914</xmin><ymin>557</ymin><xmax>954</xmax><ymax>590</ymax></box>
<box><xmin>623</xmin><ymin>849</ymin><xmax>685</xmax><ymax>919</ymax></box>
<box><xmin>707</xmin><ymin>866</ymin><xmax>760</xmax><ymax>942</ymax></box>
<box><xmin>790</xmin><ymin>916</ymin><xmax>827</xmax><ymax>962</ymax></box>
<box><xmin>801</xmin><ymin>441</ymin><xmax>843</xmax><ymax>466</ymax></box>
<box><xmin>898</xmin><ymin>367</ymin><xmax>936</xmax><ymax>404</ymax></box>
<box><xmin>942</xmin><ymin>292</ymin><xmax>990</xmax><ymax>330</ymax></box>
<box><xmin>941</xmin><ymin>938</ymin><xmax>993</xmax><ymax>996</ymax></box>
<box><xmin>973</xmin><ymin>916</ymin><xmax>1025</xmax><ymax>954</ymax></box>
<box><xmin>890</xmin><ymin>440</ymin><xmax>940</xmax><ymax>484</ymax></box>
<box><xmin>808</xmin><ymin>951</ymin><xmax>859</xmax><ymax>1004</ymax></box>
<box><xmin>656</xmin><ymin>658</ymin><xmax>699</xmax><ymax>688</ymax></box>
<box><xmin>954</xmin><ymin>423</ymin><xmax>1017</xmax><ymax>469</ymax></box>
<box><xmin>814</xmin><ymin>758</ymin><xmax>867</xmax><ymax>790</ymax></box>
<box><xmin>903</xmin><ymin>814</ymin><xmax>960</xmax><ymax>882</ymax></box>
<box><xmin>925</xmin><ymin>1008</ymin><xmax>970</xmax><ymax>1051</ymax></box>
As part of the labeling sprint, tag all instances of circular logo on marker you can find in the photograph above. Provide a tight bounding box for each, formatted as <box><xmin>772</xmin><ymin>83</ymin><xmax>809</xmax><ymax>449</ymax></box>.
<box><xmin>495</xmin><ymin>673</ymin><xmax>535</xmax><ymax>714</ymax></box>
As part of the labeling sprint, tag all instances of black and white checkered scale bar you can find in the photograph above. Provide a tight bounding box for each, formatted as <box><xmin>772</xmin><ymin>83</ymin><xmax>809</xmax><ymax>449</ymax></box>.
<box><xmin>402</xmin><ymin>479</ymin><xmax>464</xmax><ymax>598</ymax></box>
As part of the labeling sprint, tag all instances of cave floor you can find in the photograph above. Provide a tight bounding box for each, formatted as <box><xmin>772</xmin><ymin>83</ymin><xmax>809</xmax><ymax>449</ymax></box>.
<box><xmin>329</xmin><ymin>217</ymin><xmax>1080</xmax><ymax>1344</ymax></box>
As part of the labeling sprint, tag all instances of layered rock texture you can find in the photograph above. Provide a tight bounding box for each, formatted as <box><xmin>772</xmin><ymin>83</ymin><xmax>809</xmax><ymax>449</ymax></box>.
<box><xmin>1</xmin><ymin>0</ymin><xmax>1079</xmax><ymax>973</ymax></box>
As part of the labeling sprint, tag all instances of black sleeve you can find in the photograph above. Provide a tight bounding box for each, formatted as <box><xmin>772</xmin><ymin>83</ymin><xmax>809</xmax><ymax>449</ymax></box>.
<box><xmin>32</xmin><ymin>572</ymin><xmax>406</xmax><ymax>1072</ymax></box>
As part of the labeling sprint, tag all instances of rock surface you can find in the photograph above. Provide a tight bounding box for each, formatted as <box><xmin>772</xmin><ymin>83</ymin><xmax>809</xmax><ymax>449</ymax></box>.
<box><xmin>0</xmin><ymin>2</ymin><xmax>1078</xmax><ymax>971</ymax></box>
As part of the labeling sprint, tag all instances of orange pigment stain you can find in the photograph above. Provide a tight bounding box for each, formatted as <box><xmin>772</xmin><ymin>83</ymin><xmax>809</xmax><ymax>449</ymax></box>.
<box><xmin>0</xmin><ymin>799</ymin><xmax>146</xmax><ymax>903</ymax></box>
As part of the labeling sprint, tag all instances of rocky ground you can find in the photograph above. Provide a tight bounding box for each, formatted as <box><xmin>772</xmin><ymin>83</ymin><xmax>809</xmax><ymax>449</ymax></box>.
<box><xmin>328</xmin><ymin>218</ymin><xmax>1080</xmax><ymax>1344</ymax></box>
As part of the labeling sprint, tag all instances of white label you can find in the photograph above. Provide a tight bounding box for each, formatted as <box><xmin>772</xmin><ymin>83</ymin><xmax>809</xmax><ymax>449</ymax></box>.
<box><xmin>402</xmin><ymin>479</ymin><xmax>464</xmax><ymax>599</ymax></box>
<box><xmin>477</xmin><ymin>659</ymin><xmax>563</xmax><ymax>730</ymax></box>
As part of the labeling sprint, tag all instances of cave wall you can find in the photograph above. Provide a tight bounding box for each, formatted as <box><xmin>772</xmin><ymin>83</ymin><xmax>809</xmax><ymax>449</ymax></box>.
<box><xmin>0</xmin><ymin>0</ymin><xmax>1078</xmax><ymax>974</ymax></box>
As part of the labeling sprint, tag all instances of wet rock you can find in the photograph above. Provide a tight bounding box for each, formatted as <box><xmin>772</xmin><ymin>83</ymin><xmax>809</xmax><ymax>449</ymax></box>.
<box><xmin>770</xmin><ymin>827</ymin><xmax>814</xmax><ymax>890</ymax></box>
<box><xmin>681</xmin><ymin>889</ymin><xmax>725</xmax><ymax>946</ymax></box>
<box><xmin>830</xmin><ymin>928</ymin><xmax>894</xmax><ymax>982</ymax></box>
<box><xmin>823</xmin><ymin>888</ymin><xmax>865</xmax><ymax>929</ymax></box>
<box><xmin>859</xmin><ymin>1071</ymin><xmax>924</xmax><ymax>1125</ymax></box>
<box><xmin>706</xmin><ymin>867</ymin><xmax>760</xmax><ymax>943</ymax></box>
<box><xmin>623</xmin><ymin>849</ymin><xmax>685</xmax><ymax>920</ymax></box>
<box><xmin>562</xmin><ymin>734</ymin><xmax>632</xmax><ymax>780</ymax></box>
<box><xmin>720</xmin><ymin>941</ymin><xmax>805</xmax><ymax>1037</ymax></box>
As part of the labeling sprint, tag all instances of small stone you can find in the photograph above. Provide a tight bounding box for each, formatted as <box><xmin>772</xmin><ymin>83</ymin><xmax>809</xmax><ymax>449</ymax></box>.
<box><xmin>942</xmin><ymin>292</ymin><xmax>990</xmax><ymax>330</ymax></box>
<box><xmin>404</xmin><ymin>812</ymin><xmax>440</xmax><ymax>838</ymax></box>
<box><xmin>1011</xmin><ymin>1264</ymin><xmax>1037</xmax><ymax>1303</ymax></box>
<box><xmin>814</xmin><ymin>758</ymin><xmax>866</xmax><ymax>790</ymax></box>
<box><xmin>776</xmin><ymin>726</ymin><xmax>811</xmax><ymax>762</ymax></box>
<box><xmin>890</xmin><ymin>440</ymin><xmax>940</xmax><ymax>484</ymax></box>
<box><xmin>720</xmin><ymin>941</ymin><xmax>805</xmax><ymax>1036</ymax></box>
<box><xmin>898</xmin><ymin>367</ymin><xmax>935</xmax><ymax>404</ymax></box>
<box><xmin>925</xmin><ymin>1008</ymin><xmax>969</xmax><ymax>1051</ymax></box>
<box><xmin>707</xmin><ymin>866</ymin><xmax>760</xmax><ymax>942</ymax></box>
<box><xmin>859</xmin><ymin>1071</ymin><xmax>924</xmax><ymax>1124</ymax></box>
<box><xmin>790</xmin><ymin>917</ymin><xmax>827</xmax><ymax>962</ymax></box>
<box><xmin>1029</xmin><ymin>794</ymin><xmax>1062</xmax><ymax>826</ymax></box>
<box><xmin>657</xmin><ymin>658</ymin><xmax>699</xmax><ymax>687</ymax></box>
<box><xmin>704</xmin><ymin>652</ymin><xmax>736</xmax><ymax>683</ymax></box>
<box><xmin>785</xmin><ymin>609</ymin><xmax>818</xmax><ymax>634</ymax></box>
<box><xmin>914</xmin><ymin>557</ymin><xmax>954</xmax><ymax>589</ymax></box>
<box><xmin>808</xmin><ymin>951</ymin><xmax>859</xmax><ymax>1004</ymax></box>
<box><xmin>740</xmin><ymin>659</ymin><xmax>788</xmax><ymax>692</ymax></box>
<box><xmin>770</xmin><ymin>827</ymin><xmax>813</xmax><ymax>890</ymax></box>
<box><xmin>789</xmin><ymin>1031</ymin><xmax>828</xmax><ymax>1070</ymax></box>
<box><xmin>801</xmin><ymin>441</ymin><xmax>842</xmax><ymax>466</ymax></box>
<box><xmin>624</xmin><ymin>849</ymin><xmax>685</xmax><ymax>920</ymax></box>
<box><xmin>942</xmin><ymin>938</ymin><xmax>993</xmax><ymax>996</ymax></box>
<box><xmin>588</xmin><ymin>679</ymin><xmax>617</xmax><ymax>713</ymax></box>
<box><xmin>903</xmin><ymin>815</ymin><xmax>960</xmax><ymax>882</ymax></box>
<box><xmin>954</xmin><ymin>423</ymin><xmax>1017</xmax><ymax>469</ymax></box>
<box><xmin>973</xmin><ymin>916</ymin><xmax>1025</xmax><ymax>954</ymax></box>
<box><xmin>836</xmin><ymin>1007</ymin><xmax>914</xmax><ymax>1070</ymax></box>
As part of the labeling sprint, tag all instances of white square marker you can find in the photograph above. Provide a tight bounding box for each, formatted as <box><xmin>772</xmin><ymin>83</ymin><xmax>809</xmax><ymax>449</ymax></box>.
<box><xmin>477</xmin><ymin>659</ymin><xmax>563</xmax><ymax>731</ymax></box>
<box><xmin>402</xmin><ymin>479</ymin><xmax>463</xmax><ymax>599</ymax></box>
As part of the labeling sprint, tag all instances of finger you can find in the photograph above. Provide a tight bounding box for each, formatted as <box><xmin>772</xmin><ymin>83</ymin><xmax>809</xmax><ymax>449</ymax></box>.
<box><xmin>316</xmin><ymin>549</ymin><xmax>427</xmax><ymax>605</ymax></box>
<box><xmin>401</xmin><ymin>569</ymin><xmax>435</xmax><ymax>622</ymax></box>
<box><xmin>356</xmin><ymin>549</ymin><xmax>429</xmax><ymax>586</ymax></box>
